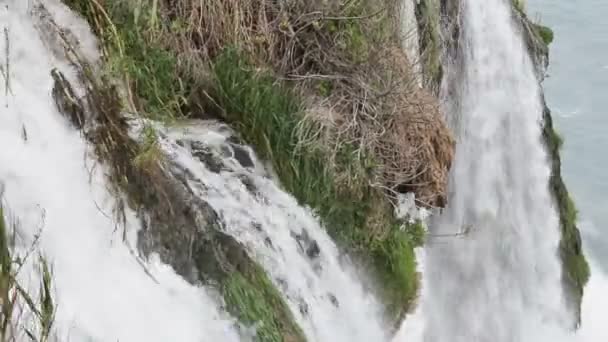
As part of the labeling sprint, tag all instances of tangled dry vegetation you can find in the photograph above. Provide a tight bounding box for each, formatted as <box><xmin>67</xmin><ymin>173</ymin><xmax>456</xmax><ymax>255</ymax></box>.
<box><xmin>160</xmin><ymin>0</ymin><xmax>455</xmax><ymax>208</ymax></box>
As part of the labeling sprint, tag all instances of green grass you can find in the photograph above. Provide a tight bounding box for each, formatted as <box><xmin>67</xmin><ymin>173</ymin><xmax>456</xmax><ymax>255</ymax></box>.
<box><xmin>65</xmin><ymin>0</ymin><xmax>189</xmax><ymax>121</ymax></box>
<box><xmin>212</xmin><ymin>48</ymin><xmax>420</xmax><ymax>319</ymax></box>
<box><xmin>133</xmin><ymin>124</ymin><xmax>163</xmax><ymax>170</ymax></box>
<box><xmin>223</xmin><ymin>270</ymin><xmax>304</xmax><ymax>342</ymax></box>
<box><xmin>0</xmin><ymin>205</ymin><xmax>56</xmax><ymax>342</ymax></box>
<box><xmin>193</xmin><ymin>232</ymin><xmax>305</xmax><ymax>342</ymax></box>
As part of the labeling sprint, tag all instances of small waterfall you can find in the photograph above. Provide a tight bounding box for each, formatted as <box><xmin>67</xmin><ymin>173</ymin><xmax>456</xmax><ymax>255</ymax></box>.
<box><xmin>403</xmin><ymin>0</ymin><xmax>571</xmax><ymax>340</ymax></box>
<box><xmin>155</xmin><ymin>121</ymin><xmax>388</xmax><ymax>342</ymax></box>
<box><xmin>0</xmin><ymin>2</ymin><xmax>240</xmax><ymax>341</ymax></box>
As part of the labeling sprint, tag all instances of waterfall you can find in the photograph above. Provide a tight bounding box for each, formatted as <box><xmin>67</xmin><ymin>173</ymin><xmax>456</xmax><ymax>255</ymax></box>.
<box><xmin>0</xmin><ymin>1</ymin><xmax>389</xmax><ymax>341</ymax></box>
<box><xmin>401</xmin><ymin>0</ymin><xmax>572</xmax><ymax>340</ymax></box>
<box><xmin>2</xmin><ymin>0</ymin><xmax>596</xmax><ymax>341</ymax></box>
<box><xmin>0</xmin><ymin>2</ymin><xmax>240</xmax><ymax>341</ymax></box>
<box><xmin>152</xmin><ymin>120</ymin><xmax>388</xmax><ymax>342</ymax></box>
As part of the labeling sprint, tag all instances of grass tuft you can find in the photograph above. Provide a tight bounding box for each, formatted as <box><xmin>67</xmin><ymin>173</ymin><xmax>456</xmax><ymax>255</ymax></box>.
<box><xmin>0</xmin><ymin>203</ymin><xmax>56</xmax><ymax>342</ymax></box>
<box><xmin>223</xmin><ymin>270</ymin><xmax>304</xmax><ymax>342</ymax></box>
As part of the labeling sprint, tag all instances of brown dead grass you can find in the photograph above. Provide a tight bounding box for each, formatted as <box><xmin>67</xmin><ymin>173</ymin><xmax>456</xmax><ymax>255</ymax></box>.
<box><xmin>79</xmin><ymin>0</ymin><xmax>455</xmax><ymax>209</ymax></box>
<box><xmin>69</xmin><ymin>0</ymin><xmax>455</xmax><ymax>210</ymax></box>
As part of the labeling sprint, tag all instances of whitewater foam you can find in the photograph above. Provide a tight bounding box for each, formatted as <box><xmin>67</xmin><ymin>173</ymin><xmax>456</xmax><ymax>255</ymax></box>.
<box><xmin>0</xmin><ymin>2</ymin><xmax>241</xmax><ymax>341</ymax></box>
<box><xmin>400</xmin><ymin>0</ymin><xmax>572</xmax><ymax>340</ymax></box>
<box><xmin>153</xmin><ymin>121</ymin><xmax>389</xmax><ymax>342</ymax></box>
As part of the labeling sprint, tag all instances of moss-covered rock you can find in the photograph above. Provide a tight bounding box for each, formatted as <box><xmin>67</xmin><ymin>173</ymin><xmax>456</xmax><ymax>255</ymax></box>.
<box><xmin>516</xmin><ymin>5</ymin><xmax>589</xmax><ymax>326</ymax></box>
<box><xmin>541</xmin><ymin>101</ymin><xmax>589</xmax><ymax>327</ymax></box>
<box><xmin>416</xmin><ymin>0</ymin><xmax>589</xmax><ymax>326</ymax></box>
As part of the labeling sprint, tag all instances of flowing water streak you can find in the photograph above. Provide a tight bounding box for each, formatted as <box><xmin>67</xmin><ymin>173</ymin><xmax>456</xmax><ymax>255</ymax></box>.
<box><xmin>401</xmin><ymin>0</ymin><xmax>571</xmax><ymax>340</ymax></box>
<box><xmin>156</xmin><ymin>121</ymin><xmax>389</xmax><ymax>342</ymax></box>
<box><xmin>0</xmin><ymin>2</ymin><xmax>241</xmax><ymax>341</ymax></box>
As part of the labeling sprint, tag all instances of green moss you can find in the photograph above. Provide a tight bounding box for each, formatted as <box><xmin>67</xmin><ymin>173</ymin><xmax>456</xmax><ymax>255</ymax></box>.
<box><xmin>511</xmin><ymin>0</ymin><xmax>553</xmax><ymax>46</ymax></box>
<box><xmin>223</xmin><ymin>269</ymin><xmax>304</xmax><ymax>342</ymax></box>
<box><xmin>212</xmin><ymin>49</ymin><xmax>419</xmax><ymax>320</ymax></box>
<box><xmin>192</xmin><ymin>231</ymin><xmax>305</xmax><ymax>342</ymax></box>
<box><xmin>542</xmin><ymin>104</ymin><xmax>589</xmax><ymax>326</ymax></box>
<box><xmin>534</xmin><ymin>24</ymin><xmax>554</xmax><ymax>46</ymax></box>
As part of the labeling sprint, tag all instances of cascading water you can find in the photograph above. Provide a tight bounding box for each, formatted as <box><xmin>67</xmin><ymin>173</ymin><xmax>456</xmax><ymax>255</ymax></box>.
<box><xmin>2</xmin><ymin>0</ymin><xmax>594</xmax><ymax>341</ymax></box>
<box><xmin>0</xmin><ymin>2</ymin><xmax>390</xmax><ymax>341</ymax></box>
<box><xmin>400</xmin><ymin>0</ymin><xmax>572</xmax><ymax>340</ymax></box>
<box><xmin>0</xmin><ymin>2</ymin><xmax>241</xmax><ymax>341</ymax></box>
<box><xmin>152</xmin><ymin>120</ymin><xmax>388</xmax><ymax>342</ymax></box>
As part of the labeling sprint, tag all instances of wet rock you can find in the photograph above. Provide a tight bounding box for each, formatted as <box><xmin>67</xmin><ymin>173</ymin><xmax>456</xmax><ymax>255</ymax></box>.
<box><xmin>298</xmin><ymin>300</ymin><xmax>310</xmax><ymax>316</ymax></box>
<box><xmin>252</xmin><ymin>222</ymin><xmax>263</xmax><ymax>232</ymax></box>
<box><xmin>230</xmin><ymin>143</ymin><xmax>255</xmax><ymax>168</ymax></box>
<box><xmin>220</xmin><ymin>145</ymin><xmax>232</xmax><ymax>158</ymax></box>
<box><xmin>328</xmin><ymin>293</ymin><xmax>339</xmax><ymax>308</ymax></box>
<box><xmin>51</xmin><ymin>68</ymin><xmax>85</xmax><ymax>129</ymax></box>
<box><xmin>292</xmin><ymin>229</ymin><xmax>321</xmax><ymax>260</ymax></box>
<box><xmin>306</xmin><ymin>240</ymin><xmax>320</xmax><ymax>259</ymax></box>
<box><xmin>190</xmin><ymin>141</ymin><xmax>224</xmax><ymax>173</ymax></box>
<box><xmin>238</xmin><ymin>174</ymin><xmax>258</xmax><ymax>194</ymax></box>
<box><xmin>21</xmin><ymin>125</ymin><xmax>27</xmax><ymax>142</ymax></box>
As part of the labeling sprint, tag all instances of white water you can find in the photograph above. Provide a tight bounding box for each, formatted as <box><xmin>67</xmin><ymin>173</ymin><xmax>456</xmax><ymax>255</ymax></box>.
<box><xmin>0</xmin><ymin>2</ymin><xmax>241</xmax><ymax>341</ymax></box>
<box><xmin>155</xmin><ymin>121</ymin><xmax>388</xmax><ymax>342</ymax></box>
<box><xmin>400</xmin><ymin>0</ymin><xmax>572</xmax><ymax>340</ymax></box>
<box><xmin>3</xmin><ymin>0</ymin><xmax>604</xmax><ymax>341</ymax></box>
<box><xmin>0</xmin><ymin>2</ymin><xmax>392</xmax><ymax>341</ymax></box>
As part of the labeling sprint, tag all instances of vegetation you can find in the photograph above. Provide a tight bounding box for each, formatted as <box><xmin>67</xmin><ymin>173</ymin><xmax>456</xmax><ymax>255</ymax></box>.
<box><xmin>0</xmin><ymin>203</ymin><xmax>56</xmax><ymax>342</ymax></box>
<box><xmin>534</xmin><ymin>24</ymin><xmax>555</xmax><ymax>46</ymax></box>
<box><xmin>62</xmin><ymin>0</ymin><xmax>454</xmax><ymax>332</ymax></box>
<box><xmin>47</xmin><ymin>28</ymin><xmax>303</xmax><ymax>342</ymax></box>
<box><xmin>511</xmin><ymin>0</ymin><xmax>554</xmax><ymax>47</ymax></box>
<box><xmin>415</xmin><ymin>0</ymin><xmax>443</xmax><ymax>88</ymax></box>
<box><xmin>512</xmin><ymin>0</ymin><xmax>587</xmax><ymax>323</ymax></box>
<box><xmin>542</xmin><ymin>104</ymin><xmax>589</xmax><ymax>327</ymax></box>
<box><xmin>212</xmin><ymin>49</ymin><xmax>426</xmax><ymax>322</ymax></box>
<box><xmin>513</xmin><ymin>0</ymin><xmax>526</xmax><ymax>13</ymax></box>
<box><xmin>223</xmin><ymin>269</ymin><xmax>304</xmax><ymax>342</ymax></box>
